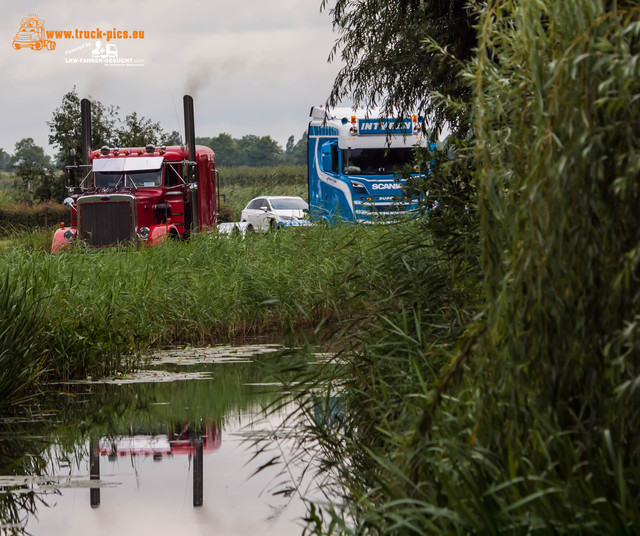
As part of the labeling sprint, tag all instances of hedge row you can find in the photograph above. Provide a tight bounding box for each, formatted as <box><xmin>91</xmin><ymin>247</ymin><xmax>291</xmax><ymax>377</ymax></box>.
<box><xmin>0</xmin><ymin>202</ymin><xmax>68</xmax><ymax>236</ymax></box>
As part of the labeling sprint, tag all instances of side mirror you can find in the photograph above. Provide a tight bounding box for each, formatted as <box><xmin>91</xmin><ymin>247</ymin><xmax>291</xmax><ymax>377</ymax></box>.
<box><xmin>183</xmin><ymin>162</ymin><xmax>197</xmax><ymax>184</ymax></box>
<box><xmin>63</xmin><ymin>197</ymin><xmax>75</xmax><ymax>208</ymax></box>
<box><xmin>65</xmin><ymin>167</ymin><xmax>76</xmax><ymax>188</ymax></box>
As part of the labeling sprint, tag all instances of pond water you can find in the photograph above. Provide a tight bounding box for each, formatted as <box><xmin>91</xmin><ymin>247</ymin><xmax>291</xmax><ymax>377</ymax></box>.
<box><xmin>1</xmin><ymin>344</ymin><xmax>324</xmax><ymax>536</ymax></box>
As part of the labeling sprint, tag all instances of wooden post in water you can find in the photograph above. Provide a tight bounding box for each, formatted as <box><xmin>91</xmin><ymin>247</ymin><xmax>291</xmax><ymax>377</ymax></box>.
<box><xmin>90</xmin><ymin>438</ymin><xmax>100</xmax><ymax>508</ymax></box>
<box><xmin>193</xmin><ymin>437</ymin><xmax>203</xmax><ymax>507</ymax></box>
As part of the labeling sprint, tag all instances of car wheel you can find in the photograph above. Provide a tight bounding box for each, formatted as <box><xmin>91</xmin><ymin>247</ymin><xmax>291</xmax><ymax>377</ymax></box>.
<box><xmin>247</xmin><ymin>224</ymin><xmax>255</xmax><ymax>234</ymax></box>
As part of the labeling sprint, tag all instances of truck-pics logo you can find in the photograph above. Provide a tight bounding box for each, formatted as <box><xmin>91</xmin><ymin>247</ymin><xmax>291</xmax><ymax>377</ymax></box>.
<box><xmin>12</xmin><ymin>14</ymin><xmax>56</xmax><ymax>51</ymax></box>
<box><xmin>12</xmin><ymin>13</ymin><xmax>144</xmax><ymax>58</ymax></box>
<box><xmin>65</xmin><ymin>40</ymin><xmax>144</xmax><ymax>66</ymax></box>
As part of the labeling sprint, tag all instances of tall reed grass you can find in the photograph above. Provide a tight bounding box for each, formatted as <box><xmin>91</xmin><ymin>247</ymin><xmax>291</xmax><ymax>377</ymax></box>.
<box><xmin>0</xmin><ymin>223</ymin><xmax>385</xmax><ymax>405</ymax></box>
<box><xmin>293</xmin><ymin>1</ymin><xmax>640</xmax><ymax>534</ymax></box>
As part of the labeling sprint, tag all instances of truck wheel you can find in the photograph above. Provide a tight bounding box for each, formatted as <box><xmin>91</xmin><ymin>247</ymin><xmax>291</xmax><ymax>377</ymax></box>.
<box><xmin>46</xmin><ymin>41</ymin><xmax>56</xmax><ymax>50</ymax></box>
<box><xmin>12</xmin><ymin>43</ymin><xmax>20</xmax><ymax>50</ymax></box>
<box><xmin>34</xmin><ymin>41</ymin><xmax>43</xmax><ymax>50</ymax></box>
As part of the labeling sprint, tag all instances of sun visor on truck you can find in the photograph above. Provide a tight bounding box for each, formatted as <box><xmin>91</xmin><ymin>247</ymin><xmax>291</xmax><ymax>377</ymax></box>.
<box><xmin>93</xmin><ymin>156</ymin><xmax>165</xmax><ymax>172</ymax></box>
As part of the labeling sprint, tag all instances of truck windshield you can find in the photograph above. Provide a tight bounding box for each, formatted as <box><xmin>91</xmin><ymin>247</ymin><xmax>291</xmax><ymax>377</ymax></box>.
<box><xmin>94</xmin><ymin>170</ymin><xmax>162</xmax><ymax>188</ymax></box>
<box><xmin>342</xmin><ymin>147</ymin><xmax>415</xmax><ymax>175</ymax></box>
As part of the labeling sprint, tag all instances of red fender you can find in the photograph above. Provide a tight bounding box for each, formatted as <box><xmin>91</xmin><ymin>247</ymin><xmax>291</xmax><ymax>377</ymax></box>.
<box><xmin>147</xmin><ymin>224</ymin><xmax>179</xmax><ymax>245</ymax></box>
<box><xmin>51</xmin><ymin>227</ymin><xmax>77</xmax><ymax>253</ymax></box>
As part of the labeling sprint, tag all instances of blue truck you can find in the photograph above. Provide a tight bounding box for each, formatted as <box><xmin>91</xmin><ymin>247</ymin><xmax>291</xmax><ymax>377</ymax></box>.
<box><xmin>307</xmin><ymin>106</ymin><xmax>428</xmax><ymax>223</ymax></box>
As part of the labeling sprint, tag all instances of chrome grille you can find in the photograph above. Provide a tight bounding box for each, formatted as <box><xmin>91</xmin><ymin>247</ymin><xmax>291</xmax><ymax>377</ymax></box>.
<box><xmin>79</xmin><ymin>198</ymin><xmax>134</xmax><ymax>246</ymax></box>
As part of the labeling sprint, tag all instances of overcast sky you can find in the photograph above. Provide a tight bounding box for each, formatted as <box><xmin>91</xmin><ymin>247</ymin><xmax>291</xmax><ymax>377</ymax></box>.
<box><xmin>1</xmin><ymin>0</ymin><xmax>342</xmax><ymax>157</ymax></box>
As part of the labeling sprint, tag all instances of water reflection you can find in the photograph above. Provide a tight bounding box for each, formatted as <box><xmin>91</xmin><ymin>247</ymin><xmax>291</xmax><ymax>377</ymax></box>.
<box><xmin>0</xmin><ymin>344</ymin><xmax>317</xmax><ymax>535</ymax></box>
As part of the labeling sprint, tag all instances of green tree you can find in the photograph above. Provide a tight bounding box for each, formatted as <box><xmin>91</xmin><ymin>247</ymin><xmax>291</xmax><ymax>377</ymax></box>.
<box><xmin>197</xmin><ymin>133</ymin><xmax>240</xmax><ymax>166</ymax></box>
<box><xmin>238</xmin><ymin>135</ymin><xmax>282</xmax><ymax>166</ymax></box>
<box><xmin>321</xmin><ymin>0</ymin><xmax>478</xmax><ymax>260</ymax></box>
<box><xmin>285</xmin><ymin>135</ymin><xmax>295</xmax><ymax>155</ymax></box>
<box><xmin>164</xmin><ymin>130</ymin><xmax>182</xmax><ymax>145</ymax></box>
<box><xmin>197</xmin><ymin>133</ymin><xmax>283</xmax><ymax>167</ymax></box>
<box><xmin>470</xmin><ymin>3</ymin><xmax>640</xmax><ymax>527</ymax></box>
<box><xmin>48</xmin><ymin>88</ymin><xmax>169</xmax><ymax>169</ymax></box>
<box><xmin>115</xmin><ymin>112</ymin><xmax>167</xmax><ymax>148</ymax></box>
<box><xmin>0</xmin><ymin>148</ymin><xmax>10</xmax><ymax>171</ymax></box>
<box><xmin>10</xmin><ymin>138</ymin><xmax>64</xmax><ymax>201</ymax></box>
<box><xmin>321</xmin><ymin>0</ymin><xmax>476</xmax><ymax>137</ymax></box>
<box><xmin>304</xmin><ymin>1</ymin><xmax>640</xmax><ymax>534</ymax></box>
<box><xmin>283</xmin><ymin>132</ymin><xmax>307</xmax><ymax>165</ymax></box>
<box><xmin>10</xmin><ymin>138</ymin><xmax>52</xmax><ymax>170</ymax></box>
<box><xmin>47</xmin><ymin>87</ymin><xmax>119</xmax><ymax>168</ymax></box>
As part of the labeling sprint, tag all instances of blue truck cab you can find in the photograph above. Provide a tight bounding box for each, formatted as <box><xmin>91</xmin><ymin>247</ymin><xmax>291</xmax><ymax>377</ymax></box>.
<box><xmin>307</xmin><ymin>106</ymin><xmax>428</xmax><ymax>223</ymax></box>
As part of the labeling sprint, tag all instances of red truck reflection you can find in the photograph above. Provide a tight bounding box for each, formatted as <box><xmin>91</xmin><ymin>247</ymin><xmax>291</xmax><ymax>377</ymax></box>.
<box><xmin>97</xmin><ymin>422</ymin><xmax>221</xmax><ymax>460</ymax></box>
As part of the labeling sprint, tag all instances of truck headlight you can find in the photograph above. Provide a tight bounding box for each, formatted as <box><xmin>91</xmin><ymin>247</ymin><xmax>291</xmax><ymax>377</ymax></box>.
<box><xmin>138</xmin><ymin>227</ymin><xmax>151</xmax><ymax>240</ymax></box>
<box><xmin>63</xmin><ymin>230</ymin><xmax>75</xmax><ymax>243</ymax></box>
<box><xmin>350</xmin><ymin>181</ymin><xmax>367</xmax><ymax>194</ymax></box>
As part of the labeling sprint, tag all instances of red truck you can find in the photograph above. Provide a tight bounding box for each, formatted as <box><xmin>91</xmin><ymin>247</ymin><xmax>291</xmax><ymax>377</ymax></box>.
<box><xmin>52</xmin><ymin>95</ymin><xmax>217</xmax><ymax>252</ymax></box>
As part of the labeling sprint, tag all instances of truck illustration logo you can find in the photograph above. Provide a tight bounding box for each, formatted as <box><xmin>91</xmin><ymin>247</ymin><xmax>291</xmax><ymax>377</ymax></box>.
<box><xmin>12</xmin><ymin>14</ymin><xmax>56</xmax><ymax>51</ymax></box>
<box><xmin>91</xmin><ymin>40</ymin><xmax>118</xmax><ymax>60</ymax></box>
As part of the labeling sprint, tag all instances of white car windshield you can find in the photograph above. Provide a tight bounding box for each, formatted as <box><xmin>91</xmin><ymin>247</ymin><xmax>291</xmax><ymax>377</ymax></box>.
<box><xmin>270</xmin><ymin>198</ymin><xmax>308</xmax><ymax>210</ymax></box>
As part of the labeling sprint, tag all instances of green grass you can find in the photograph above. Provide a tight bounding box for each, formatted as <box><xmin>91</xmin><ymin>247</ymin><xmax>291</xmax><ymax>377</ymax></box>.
<box><xmin>290</xmin><ymin>1</ymin><xmax>640</xmax><ymax>534</ymax></box>
<box><xmin>0</xmin><ymin>222</ymin><xmax>387</xmax><ymax>401</ymax></box>
<box><xmin>0</xmin><ymin>163</ymin><xmax>315</xmax><ymax>416</ymax></box>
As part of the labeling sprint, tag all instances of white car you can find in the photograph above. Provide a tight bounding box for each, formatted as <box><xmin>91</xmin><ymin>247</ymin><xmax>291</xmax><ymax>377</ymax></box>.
<box><xmin>240</xmin><ymin>196</ymin><xmax>309</xmax><ymax>232</ymax></box>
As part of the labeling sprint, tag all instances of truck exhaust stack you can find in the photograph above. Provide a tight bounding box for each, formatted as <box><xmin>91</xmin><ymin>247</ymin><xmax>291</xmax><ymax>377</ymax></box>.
<box><xmin>81</xmin><ymin>98</ymin><xmax>92</xmax><ymax>166</ymax></box>
<box><xmin>183</xmin><ymin>94</ymin><xmax>196</xmax><ymax>162</ymax></box>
